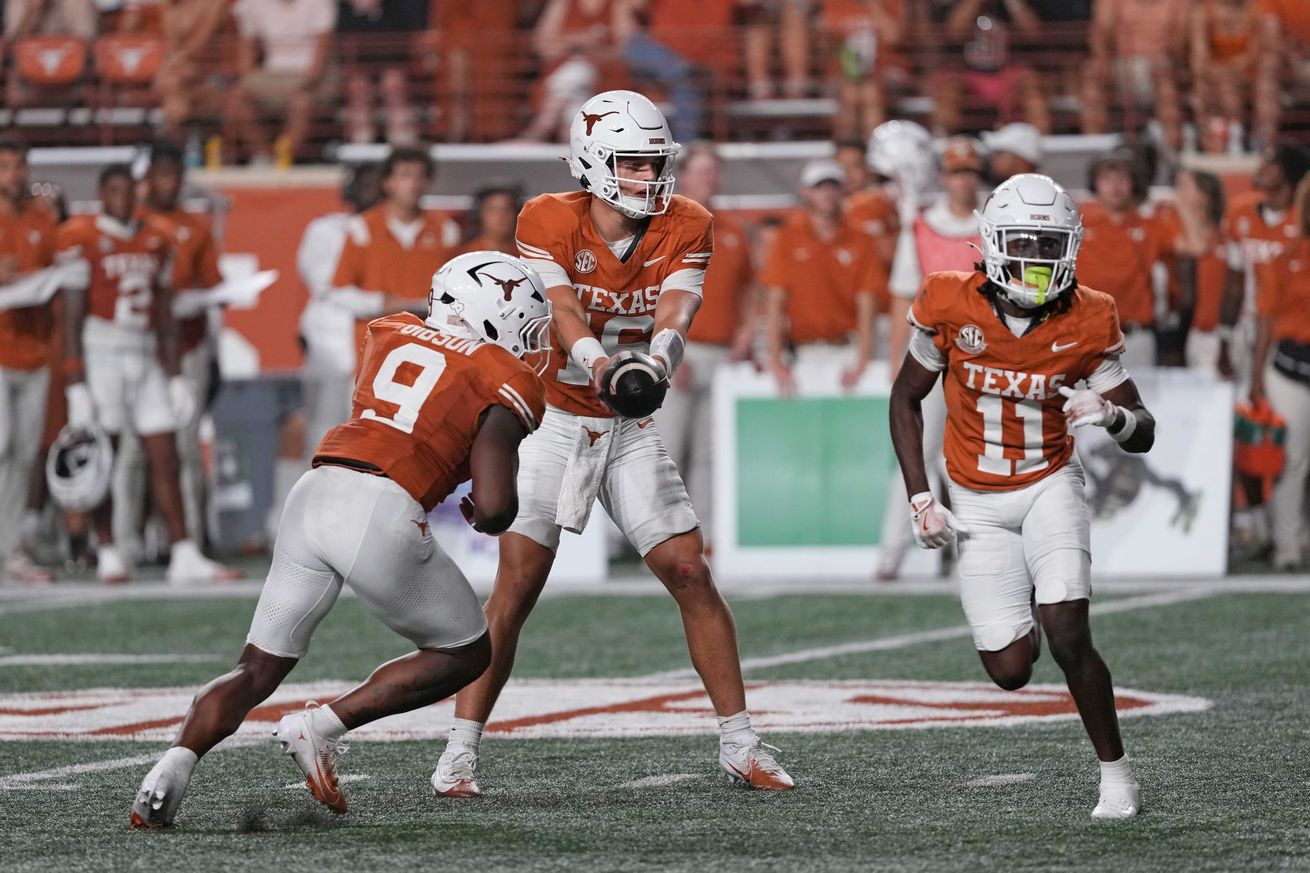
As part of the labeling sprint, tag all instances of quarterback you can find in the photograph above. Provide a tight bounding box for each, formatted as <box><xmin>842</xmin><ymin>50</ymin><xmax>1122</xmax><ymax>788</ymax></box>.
<box><xmin>889</xmin><ymin>174</ymin><xmax>1155</xmax><ymax>819</ymax></box>
<box><xmin>130</xmin><ymin>252</ymin><xmax>551</xmax><ymax>827</ymax></box>
<box><xmin>432</xmin><ymin>90</ymin><xmax>794</xmax><ymax>796</ymax></box>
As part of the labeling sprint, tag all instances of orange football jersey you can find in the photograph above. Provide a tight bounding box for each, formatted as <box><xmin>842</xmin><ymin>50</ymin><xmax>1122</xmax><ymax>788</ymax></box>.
<box><xmin>1226</xmin><ymin>190</ymin><xmax>1300</xmax><ymax>299</ymax></box>
<box><xmin>141</xmin><ymin>207</ymin><xmax>222</xmax><ymax>354</ymax></box>
<box><xmin>56</xmin><ymin>215</ymin><xmax>172</xmax><ymax>331</ymax></box>
<box><xmin>314</xmin><ymin>313</ymin><xmax>546</xmax><ymax>512</ymax></box>
<box><xmin>911</xmin><ymin>271</ymin><xmax>1126</xmax><ymax>492</ymax></box>
<box><xmin>0</xmin><ymin>200</ymin><xmax>59</xmax><ymax>370</ymax></box>
<box><xmin>1258</xmin><ymin>237</ymin><xmax>1310</xmax><ymax>344</ymax></box>
<box><xmin>515</xmin><ymin>191</ymin><xmax>713</xmax><ymax>417</ymax></box>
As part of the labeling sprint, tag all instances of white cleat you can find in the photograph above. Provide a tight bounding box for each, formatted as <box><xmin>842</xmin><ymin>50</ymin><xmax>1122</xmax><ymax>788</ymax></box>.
<box><xmin>97</xmin><ymin>545</ymin><xmax>130</xmax><ymax>585</ymax></box>
<box><xmin>719</xmin><ymin>741</ymin><xmax>795</xmax><ymax>791</ymax></box>
<box><xmin>431</xmin><ymin>747</ymin><xmax>482</xmax><ymax>797</ymax></box>
<box><xmin>129</xmin><ymin>755</ymin><xmax>194</xmax><ymax>829</ymax></box>
<box><xmin>1092</xmin><ymin>782</ymin><xmax>1142</xmax><ymax>819</ymax></box>
<box><xmin>166</xmin><ymin>539</ymin><xmax>240</xmax><ymax>587</ymax></box>
<box><xmin>273</xmin><ymin>704</ymin><xmax>348</xmax><ymax>813</ymax></box>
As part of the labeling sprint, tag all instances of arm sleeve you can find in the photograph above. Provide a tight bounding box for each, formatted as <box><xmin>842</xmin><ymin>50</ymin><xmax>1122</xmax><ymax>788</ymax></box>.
<box><xmin>329</xmin><ymin>217</ymin><xmax>386</xmax><ymax>316</ymax></box>
<box><xmin>515</xmin><ymin>201</ymin><xmax>574</xmax><ymax>291</ymax></box>
<box><xmin>661</xmin><ymin>219</ymin><xmax>714</xmax><ymax>297</ymax></box>
<box><xmin>54</xmin><ymin>224</ymin><xmax>91</xmax><ymax>290</ymax></box>
<box><xmin>908</xmin><ymin>277</ymin><xmax>952</xmax><ymax>359</ymax></box>
<box><xmin>492</xmin><ymin>367</ymin><xmax>547</xmax><ymax>433</ymax></box>
<box><xmin>907</xmin><ymin>327</ymin><xmax>946</xmax><ymax>372</ymax></box>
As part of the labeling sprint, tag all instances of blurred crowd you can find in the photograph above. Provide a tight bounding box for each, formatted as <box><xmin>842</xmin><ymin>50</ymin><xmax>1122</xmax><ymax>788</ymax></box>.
<box><xmin>2</xmin><ymin>125</ymin><xmax>1309</xmax><ymax>587</ymax></box>
<box><xmin>2</xmin><ymin>1</ymin><xmax>1310</xmax><ymax>159</ymax></box>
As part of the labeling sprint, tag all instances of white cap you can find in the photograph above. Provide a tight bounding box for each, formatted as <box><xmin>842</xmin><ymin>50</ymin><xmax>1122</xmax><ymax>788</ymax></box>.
<box><xmin>800</xmin><ymin>158</ymin><xmax>846</xmax><ymax>188</ymax></box>
<box><xmin>982</xmin><ymin>123</ymin><xmax>1043</xmax><ymax>166</ymax></box>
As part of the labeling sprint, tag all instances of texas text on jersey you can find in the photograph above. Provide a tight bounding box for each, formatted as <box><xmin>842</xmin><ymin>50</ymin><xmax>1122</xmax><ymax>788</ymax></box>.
<box><xmin>910</xmin><ymin>270</ymin><xmax>1127</xmax><ymax>491</ymax></box>
<box><xmin>515</xmin><ymin>191</ymin><xmax>713</xmax><ymax>417</ymax></box>
<box><xmin>56</xmin><ymin>215</ymin><xmax>173</xmax><ymax>333</ymax></box>
<box><xmin>314</xmin><ymin>312</ymin><xmax>547</xmax><ymax>511</ymax></box>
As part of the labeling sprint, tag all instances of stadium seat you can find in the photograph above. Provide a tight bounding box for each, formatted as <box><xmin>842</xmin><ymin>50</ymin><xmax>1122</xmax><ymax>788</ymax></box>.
<box><xmin>13</xmin><ymin>36</ymin><xmax>86</xmax><ymax>87</ymax></box>
<box><xmin>93</xmin><ymin>35</ymin><xmax>166</xmax><ymax>142</ymax></box>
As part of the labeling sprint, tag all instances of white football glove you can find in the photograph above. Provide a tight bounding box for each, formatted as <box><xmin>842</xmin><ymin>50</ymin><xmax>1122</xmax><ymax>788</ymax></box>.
<box><xmin>168</xmin><ymin>376</ymin><xmax>196</xmax><ymax>427</ymax></box>
<box><xmin>1057</xmin><ymin>385</ymin><xmax>1118</xmax><ymax>428</ymax></box>
<box><xmin>65</xmin><ymin>382</ymin><xmax>95</xmax><ymax>430</ymax></box>
<box><xmin>909</xmin><ymin>492</ymin><xmax>969</xmax><ymax>550</ymax></box>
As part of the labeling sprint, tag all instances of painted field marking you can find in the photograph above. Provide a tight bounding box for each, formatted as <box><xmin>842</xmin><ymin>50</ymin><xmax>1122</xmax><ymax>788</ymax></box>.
<box><xmin>620</xmin><ymin>774</ymin><xmax>703</xmax><ymax>789</ymax></box>
<box><xmin>0</xmin><ymin>654</ymin><xmax>224</xmax><ymax>667</ymax></box>
<box><xmin>964</xmin><ymin>773</ymin><xmax>1037</xmax><ymax>788</ymax></box>
<box><xmin>283</xmin><ymin>774</ymin><xmax>370</xmax><ymax>791</ymax></box>
<box><xmin>644</xmin><ymin>587</ymin><xmax>1224</xmax><ymax>681</ymax></box>
<box><xmin>0</xmin><ymin>752</ymin><xmax>160</xmax><ymax>790</ymax></box>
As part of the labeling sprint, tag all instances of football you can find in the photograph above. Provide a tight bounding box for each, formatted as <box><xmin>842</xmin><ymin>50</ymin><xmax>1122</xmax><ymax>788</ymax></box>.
<box><xmin>598</xmin><ymin>350</ymin><xmax>669</xmax><ymax>418</ymax></box>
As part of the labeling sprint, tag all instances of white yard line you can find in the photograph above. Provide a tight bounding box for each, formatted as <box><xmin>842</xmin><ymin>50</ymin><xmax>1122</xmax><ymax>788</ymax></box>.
<box><xmin>964</xmin><ymin>773</ymin><xmax>1036</xmax><ymax>788</ymax></box>
<box><xmin>0</xmin><ymin>752</ymin><xmax>160</xmax><ymax>789</ymax></box>
<box><xmin>0</xmin><ymin>654</ymin><xmax>224</xmax><ymax>667</ymax></box>
<box><xmin>620</xmin><ymin>773</ymin><xmax>703</xmax><ymax>789</ymax></box>
<box><xmin>642</xmin><ymin>586</ymin><xmax>1225</xmax><ymax>681</ymax></box>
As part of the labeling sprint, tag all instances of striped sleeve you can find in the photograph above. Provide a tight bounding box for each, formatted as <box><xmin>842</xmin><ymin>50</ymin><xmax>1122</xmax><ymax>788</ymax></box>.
<box><xmin>496</xmin><ymin>368</ymin><xmax>547</xmax><ymax>433</ymax></box>
<box><xmin>515</xmin><ymin>200</ymin><xmax>574</xmax><ymax>291</ymax></box>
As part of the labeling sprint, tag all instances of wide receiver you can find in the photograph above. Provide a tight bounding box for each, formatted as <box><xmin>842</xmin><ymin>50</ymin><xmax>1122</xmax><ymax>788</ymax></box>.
<box><xmin>889</xmin><ymin>174</ymin><xmax>1154</xmax><ymax>819</ymax></box>
<box><xmin>432</xmin><ymin>90</ymin><xmax>794</xmax><ymax>795</ymax></box>
<box><xmin>130</xmin><ymin>252</ymin><xmax>551</xmax><ymax>827</ymax></box>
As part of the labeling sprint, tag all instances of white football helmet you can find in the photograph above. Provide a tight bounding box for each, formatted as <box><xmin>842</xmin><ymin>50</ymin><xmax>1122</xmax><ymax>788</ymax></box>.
<box><xmin>976</xmin><ymin>173</ymin><xmax>1083</xmax><ymax>309</ymax></box>
<box><xmin>46</xmin><ymin>424</ymin><xmax>113</xmax><ymax>512</ymax></box>
<box><xmin>866</xmin><ymin>119</ymin><xmax>935</xmax><ymax>198</ymax></box>
<box><xmin>567</xmin><ymin>90</ymin><xmax>680</xmax><ymax>219</ymax></box>
<box><xmin>428</xmin><ymin>251</ymin><xmax>553</xmax><ymax>366</ymax></box>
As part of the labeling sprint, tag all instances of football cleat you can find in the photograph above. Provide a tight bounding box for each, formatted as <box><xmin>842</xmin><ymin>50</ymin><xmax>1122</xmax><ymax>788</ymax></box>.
<box><xmin>96</xmin><ymin>544</ymin><xmax>130</xmax><ymax>585</ymax></box>
<box><xmin>431</xmin><ymin>747</ymin><xmax>482</xmax><ymax>798</ymax></box>
<box><xmin>129</xmin><ymin>755</ymin><xmax>194</xmax><ymax>829</ymax></box>
<box><xmin>166</xmin><ymin>539</ymin><xmax>241</xmax><ymax>587</ymax></box>
<box><xmin>719</xmin><ymin>741</ymin><xmax>795</xmax><ymax>791</ymax></box>
<box><xmin>273</xmin><ymin>704</ymin><xmax>348</xmax><ymax>814</ymax></box>
<box><xmin>1091</xmin><ymin>782</ymin><xmax>1142</xmax><ymax>820</ymax></box>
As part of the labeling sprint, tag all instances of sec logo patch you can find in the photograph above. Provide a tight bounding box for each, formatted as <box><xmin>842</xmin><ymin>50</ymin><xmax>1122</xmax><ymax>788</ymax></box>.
<box><xmin>956</xmin><ymin>324</ymin><xmax>986</xmax><ymax>355</ymax></box>
<box><xmin>574</xmin><ymin>250</ymin><xmax>597</xmax><ymax>274</ymax></box>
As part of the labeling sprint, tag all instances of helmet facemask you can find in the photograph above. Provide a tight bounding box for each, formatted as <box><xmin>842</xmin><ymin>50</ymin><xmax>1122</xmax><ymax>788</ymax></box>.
<box><xmin>979</xmin><ymin>222</ymin><xmax>1081</xmax><ymax>309</ymax></box>
<box><xmin>588</xmin><ymin>149</ymin><xmax>678</xmax><ymax>219</ymax></box>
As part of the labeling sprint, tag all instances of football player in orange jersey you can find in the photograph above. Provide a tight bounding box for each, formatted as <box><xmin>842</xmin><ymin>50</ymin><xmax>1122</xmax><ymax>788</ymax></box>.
<box><xmin>59</xmin><ymin>165</ymin><xmax>234</xmax><ymax>586</ymax></box>
<box><xmin>129</xmin><ymin>251</ymin><xmax>552</xmax><ymax>828</ymax></box>
<box><xmin>890</xmin><ymin>174</ymin><xmax>1157</xmax><ymax>819</ymax></box>
<box><xmin>433</xmin><ymin>91</ymin><xmax>794</xmax><ymax>797</ymax></box>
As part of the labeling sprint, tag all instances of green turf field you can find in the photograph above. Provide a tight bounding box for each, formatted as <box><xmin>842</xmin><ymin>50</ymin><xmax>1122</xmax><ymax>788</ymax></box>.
<box><xmin>1</xmin><ymin>580</ymin><xmax>1307</xmax><ymax>872</ymax></box>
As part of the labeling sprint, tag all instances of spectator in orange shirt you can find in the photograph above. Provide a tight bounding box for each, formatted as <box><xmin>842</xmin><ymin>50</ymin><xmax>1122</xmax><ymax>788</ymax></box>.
<box><xmin>1076</xmin><ymin>150</ymin><xmax>1165</xmax><ymax>368</ymax></box>
<box><xmin>822</xmin><ymin>0</ymin><xmax>905</xmax><ymax>139</ymax></box>
<box><xmin>1249</xmin><ymin>175</ymin><xmax>1310</xmax><ymax>569</ymax></box>
<box><xmin>834</xmin><ymin>137</ymin><xmax>873</xmax><ymax>195</ymax></box>
<box><xmin>461</xmin><ymin>182</ymin><xmax>523</xmax><ymax>257</ymax></box>
<box><xmin>655</xmin><ymin>143</ymin><xmax>757</xmax><ymax>545</ymax></box>
<box><xmin>330</xmin><ymin>146</ymin><xmax>459</xmax><ymax>359</ymax></box>
<box><xmin>1191</xmin><ymin>0</ymin><xmax>1262</xmax><ymax>153</ymax></box>
<box><xmin>764</xmin><ymin>159</ymin><xmax>879</xmax><ymax>396</ymax></box>
<box><xmin>1255</xmin><ymin>0</ymin><xmax>1310</xmax><ymax>147</ymax></box>
<box><xmin>0</xmin><ymin>140</ymin><xmax>59</xmax><ymax>583</ymax></box>
<box><xmin>1081</xmin><ymin>0</ymin><xmax>1190</xmax><ymax>149</ymax></box>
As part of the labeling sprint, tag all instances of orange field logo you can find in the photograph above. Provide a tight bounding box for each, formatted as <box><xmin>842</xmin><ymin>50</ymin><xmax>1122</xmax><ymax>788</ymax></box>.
<box><xmin>0</xmin><ymin>680</ymin><xmax>1209</xmax><ymax>742</ymax></box>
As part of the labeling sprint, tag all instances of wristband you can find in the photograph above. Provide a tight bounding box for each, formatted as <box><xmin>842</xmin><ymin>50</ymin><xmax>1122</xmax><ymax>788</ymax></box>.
<box><xmin>649</xmin><ymin>328</ymin><xmax>685</xmax><ymax>374</ymax></box>
<box><xmin>1109</xmin><ymin>406</ymin><xmax>1138</xmax><ymax>444</ymax></box>
<box><xmin>571</xmin><ymin>336</ymin><xmax>606</xmax><ymax>373</ymax></box>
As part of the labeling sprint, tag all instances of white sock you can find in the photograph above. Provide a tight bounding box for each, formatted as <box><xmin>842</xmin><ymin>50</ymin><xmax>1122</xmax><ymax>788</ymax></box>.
<box><xmin>717</xmin><ymin>711</ymin><xmax>759</xmax><ymax>747</ymax></box>
<box><xmin>1099</xmin><ymin>754</ymin><xmax>1136</xmax><ymax>787</ymax></box>
<box><xmin>310</xmin><ymin>704</ymin><xmax>348</xmax><ymax>741</ymax></box>
<box><xmin>161</xmin><ymin>746</ymin><xmax>199</xmax><ymax>776</ymax></box>
<box><xmin>448</xmin><ymin>718</ymin><xmax>485</xmax><ymax>753</ymax></box>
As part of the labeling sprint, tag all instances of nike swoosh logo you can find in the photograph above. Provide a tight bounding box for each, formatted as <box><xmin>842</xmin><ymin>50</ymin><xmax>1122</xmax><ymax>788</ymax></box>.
<box><xmin>1051</xmin><ymin>341</ymin><xmax>1078</xmax><ymax>353</ymax></box>
<box><xmin>636</xmin><ymin>417</ymin><xmax>654</xmax><ymax>429</ymax></box>
<box><xmin>643</xmin><ymin>256</ymin><xmax>666</xmax><ymax>267</ymax></box>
